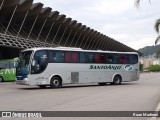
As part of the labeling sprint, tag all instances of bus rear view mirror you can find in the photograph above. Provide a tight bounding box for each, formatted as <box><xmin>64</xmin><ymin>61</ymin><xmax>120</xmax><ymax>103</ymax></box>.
<box><xmin>32</xmin><ymin>60</ymin><xmax>36</xmax><ymax>67</ymax></box>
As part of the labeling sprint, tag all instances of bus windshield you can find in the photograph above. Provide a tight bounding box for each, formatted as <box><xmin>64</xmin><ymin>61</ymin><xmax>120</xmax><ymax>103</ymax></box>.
<box><xmin>17</xmin><ymin>51</ymin><xmax>32</xmax><ymax>69</ymax></box>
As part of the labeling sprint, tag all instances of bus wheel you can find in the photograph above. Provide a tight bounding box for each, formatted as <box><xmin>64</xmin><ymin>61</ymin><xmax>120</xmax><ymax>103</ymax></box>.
<box><xmin>0</xmin><ymin>77</ymin><xmax>4</xmax><ymax>82</ymax></box>
<box><xmin>50</xmin><ymin>77</ymin><xmax>61</xmax><ymax>88</ymax></box>
<box><xmin>39</xmin><ymin>85</ymin><xmax>46</xmax><ymax>89</ymax></box>
<box><xmin>112</xmin><ymin>75</ymin><xmax>122</xmax><ymax>85</ymax></box>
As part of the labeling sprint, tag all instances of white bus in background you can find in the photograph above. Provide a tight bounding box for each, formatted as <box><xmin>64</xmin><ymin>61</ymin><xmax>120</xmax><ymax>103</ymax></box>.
<box><xmin>16</xmin><ymin>47</ymin><xmax>139</xmax><ymax>88</ymax></box>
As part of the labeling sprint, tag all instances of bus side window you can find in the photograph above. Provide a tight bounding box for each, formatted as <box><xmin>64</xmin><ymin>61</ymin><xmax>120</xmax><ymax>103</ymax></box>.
<box><xmin>94</xmin><ymin>53</ymin><xmax>106</xmax><ymax>63</ymax></box>
<box><xmin>113</xmin><ymin>54</ymin><xmax>118</xmax><ymax>64</ymax></box>
<box><xmin>100</xmin><ymin>54</ymin><xmax>106</xmax><ymax>63</ymax></box>
<box><xmin>9</xmin><ymin>62</ymin><xmax>16</xmax><ymax>68</ymax></box>
<box><xmin>49</xmin><ymin>51</ymin><xmax>56</xmax><ymax>62</ymax></box>
<box><xmin>87</xmin><ymin>53</ymin><xmax>94</xmax><ymax>63</ymax></box>
<box><xmin>80</xmin><ymin>52</ymin><xmax>85</xmax><ymax>63</ymax></box>
<box><xmin>80</xmin><ymin>52</ymin><xmax>92</xmax><ymax>63</ymax></box>
<box><xmin>129</xmin><ymin>54</ymin><xmax>138</xmax><ymax>64</ymax></box>
<box><xmin>118</xmin><ymin>55</ymin><xmax>123</xmax><ymax>64</ymax></box>
<box><xmin>94</xmin><ymin>53</ymin><xmax>100</xmax><ymax>63</ymax></box>
<box><xmin>65</xmin><ymin>52</ymin><xmax>71</xmax><ymax>63</ymax></box>
<box><xmin>71</xmin><ymin>52</ymin><xmax>79</xmax><ymax>63</ymax></box>
<box><xmin>125</xmin><ymin>55</ymin><xmax>129</xmax><ymax>64</ymax></box>
<box><xmin>0</xmin><ymin>62</ymin><xmax>9</xmax><ymax>69</ymax></box>
<box><xmin>56</xmin><ymin>51</ymin><xmax>64</xmax><ymax>63</ymax></box>
<box><xmin>107</xmin><ymin>54</ymin><xmax>113</xmax><ymax>64</ymax></box>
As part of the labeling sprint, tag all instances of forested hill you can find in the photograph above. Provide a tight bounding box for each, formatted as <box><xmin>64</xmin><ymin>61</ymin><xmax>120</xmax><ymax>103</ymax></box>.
<box><xmin>138</xmin><ymin>44</ymin><xmax>160</xmax><ymax>56</ymax></box>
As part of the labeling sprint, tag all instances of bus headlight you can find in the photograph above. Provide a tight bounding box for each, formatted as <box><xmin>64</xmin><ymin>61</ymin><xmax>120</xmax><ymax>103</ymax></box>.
<box><xmin>24</xmin><ymin>78</ymin><xmax>28</xmax><ymax>81</ymax></box>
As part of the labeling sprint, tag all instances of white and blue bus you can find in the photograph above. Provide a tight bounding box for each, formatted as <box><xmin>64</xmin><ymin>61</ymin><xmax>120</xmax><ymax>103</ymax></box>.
<box><xmin>16</xmin><ymin>47</ymin><xmax>139</xmax><ymax>88</ymax></box>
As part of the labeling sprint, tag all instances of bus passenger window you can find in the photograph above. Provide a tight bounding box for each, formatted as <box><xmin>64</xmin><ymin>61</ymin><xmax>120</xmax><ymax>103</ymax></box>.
<box><xmin>100</xmin><ymin>54</ymin><xmax>106</xmax><ymax>63</ymax></box>
<box><xmin>129</xmin><ymin>54</ymin><xmax>138</xmax><ymax>64</ymax></box>
<box><xmin>107</xmin><ymin>54</ymin><xmax>113</xmax><ymax>64</ymax></box>
<box><xmin>0</xmin><ymin>62</ymin><xmax>9</xmax><ymax>69</ymax></box>
<box><xmin>49</xmin><ymin>51</ymin><xmax>56</xmax><ymax>62</ymax></box>
<box><xmin>113</xmin><ymin>55</ymin><xmax>118</xmax><ymax>64</ymax></box>
<box><xmin>56</xmin><ymin>51</ymin><xmax>64</xmax><ymax>63</ymax></box>
<box><xmin>10</xmin><ymin>62</ymin><xmax>17</xmax><ymax>68</ymax></box>
<box><xmin>65</xmin><ymin>52</ymin><xmax>71</xmax><ymax>63</ymax></box>
<box><xmin>80</xmin><ymin>53</ymin><xmax>85</xmax><ymax>63</ymax></box>
<box><xmin>125</xmin><ymin>55</ymin><xmax>129</xmax><ymax>64</ymax></box>
<box><xmin>64</xmin><ymin>52</ymin><xmax>79</xmax><ymax>63</ymax></box>
<box><xmin>87</xmin><ymin>53</ymin><xmax>94</xmax><ymax>63</ymax></box>
<box><xmin>94</xmin><ymin>54</ymin><xmax>100</xmax><ymax>63</ymax></box>
<box><xmin>118</xmin><ymin>55</ymin><xmax>123</xmax><ymax>64</ymax></box>
<box><xmin>72</xmin><ymin>52</ymin><xmax>79</xmax><ymax>63</ymax></box>
<box><xmin>80</xmin><ymin>52</ymin><xmax>93</xmax><ymax>63</ymax></box>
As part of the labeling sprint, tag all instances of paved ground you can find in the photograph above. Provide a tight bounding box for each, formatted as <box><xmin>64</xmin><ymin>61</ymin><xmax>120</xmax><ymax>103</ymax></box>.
<box><xmin>0</xmin><ymin>72</ymin><xmax>160</xmax><ymax>120</ymax></box>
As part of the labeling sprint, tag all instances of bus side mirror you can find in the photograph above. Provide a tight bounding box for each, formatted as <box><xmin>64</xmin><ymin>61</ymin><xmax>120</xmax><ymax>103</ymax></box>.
<box><xmin>32</xmin><ymin>60</ymin><xmax>36</xmax><ymax>66</ymax></box>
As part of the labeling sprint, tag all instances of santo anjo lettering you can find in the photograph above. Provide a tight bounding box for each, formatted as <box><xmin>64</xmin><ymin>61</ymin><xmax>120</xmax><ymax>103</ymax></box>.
<box><xmin>89</xmin><ymin>65</ymin><xmax>121</xmax><ymax>70</ymax></box>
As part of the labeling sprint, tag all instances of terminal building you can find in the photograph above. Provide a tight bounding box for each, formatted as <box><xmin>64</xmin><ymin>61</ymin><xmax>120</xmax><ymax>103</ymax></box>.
<box><xmin>0</xmin><ymin>0</ymin><xmax>137</xmax><ymax>59</ymax></box>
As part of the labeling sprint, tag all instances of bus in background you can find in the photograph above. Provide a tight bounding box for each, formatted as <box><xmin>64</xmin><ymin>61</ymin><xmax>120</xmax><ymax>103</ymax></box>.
<box><xmin>16</xmin><ymin>47</ymin><xmax>139</xmax><ymax>88</ymax></box>
<box><xmin>0</xmin><ymin>59</ymin><xmax>17</xmax><ymax>82</ymax></box>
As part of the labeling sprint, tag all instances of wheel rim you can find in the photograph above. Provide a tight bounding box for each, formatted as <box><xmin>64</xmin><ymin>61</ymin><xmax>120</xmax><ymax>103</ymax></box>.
<box><xmin>53</xmin><ymin>79</ymin><xmax>59</xmax><ymax>87</ymax></box>
<box><xmin>114</xmin><ymin>77</ymin><xmax>120</xmax><ymax>84</ymax></box>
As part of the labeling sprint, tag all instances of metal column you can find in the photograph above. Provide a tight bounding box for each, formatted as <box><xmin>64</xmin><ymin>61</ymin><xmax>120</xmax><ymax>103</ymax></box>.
<box><xmin>90</xmin><ymin>34</ymin><xmax>101</xmax><ymax>50</ymax></box>
<box><xmin>94</xmin><ymin>36</ymin><xmax>104</xmax><ymax>50</ymax></box>
<box><xmin>74</xmin><ymin>32</ymin><xmax>82</xmax><ymax>47</ymax></box>
<box><xmin>87</xmin><ymin>37</ymin><xmax>95</xmax><ymax>50</ymax></box>
<box><xmin>69</xmin><ymin>31</ymin><xmax>78</xmax><ymax>47</ymax></box>
<box><xmin>27</xmin><ymin>14</ymin><xmax>39</xmax><ymax>40</ymax></box>
<box><xmin>0</xmin><ymin>0</ymin><xmax>4</xmax><ymax>10</ymax></box>
<box><xmin>79</xmin><ymin>34</ymin><xmax>87</xmax><ymax>48</ymax></box>
<box><xmin>16</xmin><ymin>10</ymin><xmax>29</xmax><ymax>38</ymax></box>
<box><xmin>45</xmin><ymin>20</ymin><xmax>55</xmax><ymax>42</ymax></box>
<box><xmin>64</xmin><ymin>28</ymin><xmax>73</xmax><ymax>46</ymax></box>
<box><xmin>52</xmin><ymin>24</ymin><xmax>62</xmax><ymax>44</ymax></box>
<box><xmin>37</xmin><ymin>18</ymin><xmax>48</xmax><ymax>41</ymax></box>
<box><xmin>101</xmin><ymin>37</ymin><xmax>107</xmax><ymax>50</ymax></box>
<box><xmin>97</xmin><ymin>36</ymin><xmax>105</xmax><ymax>50</ymax></box>
<box><xmin>86</xmin><ymin>37</ymin><xmax>94</xmax><ymax>50</ymax></box>
<box><xmin>96</xmin><ymin>36</ymin><xmax>104</xmax><ymax>50</ymax></box>
<box><xmin>83</xmin><ymin>35</ymin><xmax>90</xmax><ymax>49</ymax></box>
<box><xmin>4</xmin><ymin>5</ymin><xmax>18</xmax><ymax>35</ymax></box>
<box><xmin>58</xmin><ymin>26</ymin><xmax>67</xmax><ymax>46</ymax></box>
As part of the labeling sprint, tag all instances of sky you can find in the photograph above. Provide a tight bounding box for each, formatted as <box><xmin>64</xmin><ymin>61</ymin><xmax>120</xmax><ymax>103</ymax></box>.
<box><xmin>34</xmin><ymin>0</ymin><xmax>160</xmax><ymax>50</ymax></box>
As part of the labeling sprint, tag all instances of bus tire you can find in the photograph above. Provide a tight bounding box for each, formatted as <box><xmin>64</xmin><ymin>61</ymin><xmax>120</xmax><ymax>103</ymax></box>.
<box><xmin>39</xmin><ymin>85</ymin><xmax>46</xmax><ymax>89</ymax></box>
<box><xmin>0</xmin><ymin>76</ymin><xmax>4</xmax><ymax>82</ymax></box>
<box><xmin>50</xmin><ymin>76</ymin><xmax>61</xmax><ymax>88</ymax></box>
<box><xmin>112</xmin><ymin>75</ymin><xmax>122</xmax><ymax>85</ymax></box>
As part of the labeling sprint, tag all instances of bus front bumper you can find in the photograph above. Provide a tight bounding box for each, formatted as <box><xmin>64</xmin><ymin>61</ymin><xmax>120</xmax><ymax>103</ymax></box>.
<box><xmin>16</xmin><ymin>78</ymin><xmax>29</xmax><ymax>85</ymax></box>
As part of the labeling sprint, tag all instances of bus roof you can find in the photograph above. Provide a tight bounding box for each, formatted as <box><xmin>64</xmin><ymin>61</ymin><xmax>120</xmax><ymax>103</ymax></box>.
<box><xmin>22</xmin><ymin>47</ymin><xmax>138</xmax><ymax>55</ymax></box>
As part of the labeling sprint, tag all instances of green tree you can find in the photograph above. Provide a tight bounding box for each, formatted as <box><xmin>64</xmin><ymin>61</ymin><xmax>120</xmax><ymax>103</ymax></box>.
<box><xmin>135</xmin><ymin>0</ymin><xmax>160</xmax><ymax>45</ymax></box>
